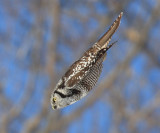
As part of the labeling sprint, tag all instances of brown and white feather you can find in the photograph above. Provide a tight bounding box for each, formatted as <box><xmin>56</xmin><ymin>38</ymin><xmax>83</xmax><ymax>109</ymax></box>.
<box><xmin>50</xmin><ymin>12</ymin><xmax>123</xmax><ymax>109</ymax></box>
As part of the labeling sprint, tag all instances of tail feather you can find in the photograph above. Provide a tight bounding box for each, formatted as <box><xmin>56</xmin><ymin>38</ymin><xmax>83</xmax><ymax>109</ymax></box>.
<box><xmin>97</xmin><ymin>12</ymin><xmax>123</xmax><ymax>48</ymax></box>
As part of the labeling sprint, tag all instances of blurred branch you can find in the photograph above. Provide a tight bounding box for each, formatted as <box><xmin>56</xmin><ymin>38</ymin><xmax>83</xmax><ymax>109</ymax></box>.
<box><xmin>143</xmin><ymin>47</ymin><xmax>160</xmax><ymax>67</ymax></box>
<box><xmin>128</xmin><ymin>92</ymin><xmax>160</xmax><ymax>131</ymax></box>
<box><xmin>1</xmin><ymin>75</ymin><xmax>37</xmax><ymax>133</ymax></box>
<box><xmin>22</xmin><ymin>0</ymin><xmax>61</xmax><ymax>133</ymax></box>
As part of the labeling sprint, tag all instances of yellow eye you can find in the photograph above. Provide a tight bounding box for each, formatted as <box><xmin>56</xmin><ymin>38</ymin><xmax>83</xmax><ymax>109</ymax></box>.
<box><xmin>53</xmin><ymin>97</ymin><xmax>56</xmax><ymax>102</ymax></box>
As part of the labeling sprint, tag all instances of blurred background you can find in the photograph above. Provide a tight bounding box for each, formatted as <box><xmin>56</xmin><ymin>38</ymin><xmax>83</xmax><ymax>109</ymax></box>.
<box><xmin>0</xmin><ymin>0</ymin><xmax>160</xmax><ymax>133</ymax></box>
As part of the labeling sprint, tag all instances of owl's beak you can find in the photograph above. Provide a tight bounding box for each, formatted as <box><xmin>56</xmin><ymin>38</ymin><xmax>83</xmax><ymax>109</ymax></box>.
<box><xmin>52</xmin><ymin>105</ymin><xmax>57</xmax><ymax>110</ymax></box>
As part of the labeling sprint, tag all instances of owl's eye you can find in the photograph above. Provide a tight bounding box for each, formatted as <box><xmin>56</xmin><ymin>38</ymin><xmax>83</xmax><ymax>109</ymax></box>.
<box><xmin>53</xmin><ymin>97</ymin><xmax>56</xmax><ymax>102</ymax></box>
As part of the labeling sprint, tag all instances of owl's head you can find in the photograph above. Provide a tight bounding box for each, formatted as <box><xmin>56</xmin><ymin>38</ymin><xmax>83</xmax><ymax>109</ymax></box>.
<box><xmin>50</xmin><ymin>92</ymin><xmax>64</xmax><ymax>109</ymax></box>
<box><xmin>50</xmin><ymin>79</ymin><xmax>70</xmax><ymax>109</ymax></box>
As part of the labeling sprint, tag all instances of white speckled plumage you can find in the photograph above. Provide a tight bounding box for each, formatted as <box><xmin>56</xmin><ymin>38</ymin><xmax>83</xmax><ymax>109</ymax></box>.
<box><xmin>51</xmin><ymin>12</ymin><xmax>123</xmax><ymax>109</ymax></box>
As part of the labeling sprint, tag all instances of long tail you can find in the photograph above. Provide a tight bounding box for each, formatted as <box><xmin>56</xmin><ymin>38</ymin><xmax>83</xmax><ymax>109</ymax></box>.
<box><xmin>97</xmin><ymin>12</ymin><xmax>123</xmax><ymax>49</ymax></box>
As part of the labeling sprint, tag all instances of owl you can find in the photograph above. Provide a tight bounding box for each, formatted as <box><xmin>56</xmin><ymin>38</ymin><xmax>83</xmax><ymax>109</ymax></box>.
<box><xmin>51</xmin><ymin>12</ymin><xmax>123</xmax><ymax>109</ymax></box>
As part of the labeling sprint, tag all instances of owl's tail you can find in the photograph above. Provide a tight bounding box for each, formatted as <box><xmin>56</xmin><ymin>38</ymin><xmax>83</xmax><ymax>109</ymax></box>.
<box><xmin>97</xmin><ymin>12</ymin><xmax>123</xmax><ymax>49</ymax></box>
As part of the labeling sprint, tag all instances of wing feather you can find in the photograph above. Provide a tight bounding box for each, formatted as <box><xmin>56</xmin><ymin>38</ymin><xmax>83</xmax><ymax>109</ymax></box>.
<box><xmin>77</xmin><ymin>52</ymin><xmax>105</xmax><ymax>92</ymax></box>
<box><xmin>62</xmin><ymin>12</ymin><xmax>123</xmax><ymax>89</ymax></box>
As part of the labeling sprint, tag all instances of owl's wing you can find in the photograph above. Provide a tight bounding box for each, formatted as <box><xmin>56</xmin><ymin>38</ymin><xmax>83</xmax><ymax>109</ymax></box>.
<box><xmin>61</xmin><ymin>12</ymin><xmax>123</xmax><ymax>89</ymax></box>
<box><xmin>64</xmin><ymin>48</ymin><xmax>106</xmax><ymax>89</ymax></box>
<box><xmin>77</xmin><ymin>52</ymin><xmax>106</xmax><ymax>92</ymax></box>
<box><xmin>63</xmin><ymin>54</ymin><xmax>94</xmax><ymax>88</ymax></box>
